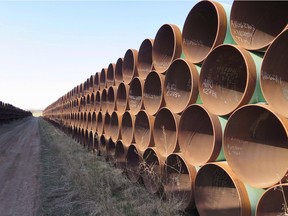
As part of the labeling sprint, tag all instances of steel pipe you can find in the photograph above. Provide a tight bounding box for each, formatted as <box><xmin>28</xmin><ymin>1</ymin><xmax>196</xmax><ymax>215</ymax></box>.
<box><xmin>109</xmin><ymin>111</ymin><xmax>122</xmax><ymax>142</ymax></box>
<box><xmin>164</xmin><ymin>153</ymin><xmax>196</xmax><ymax>210</ymax></box>
<box><xmin>100</xmin><ymin>68</ymin><xmax>108</xmax><ymax>90</ymax></box>
<box><xmin>103</xmin><ymin>113</ymin><xmax>111</xmax><ymax>139</ymax></box>
<box><xmin>260</xmin><ymin>29</ymin><xmax>288</xmax><ymax>118</ymax></box>
<box><xmin>120</xmin><ymin>111</ymin><xmax>135</xmax><ymax>147</ymax></box>
<box><xmin>137</xmin><ymin>38</ymin><xmax>154</xmax><ymax>79</ymax></box>
<box><xmin>128</xmin><ymin>77</ymin><xmax>144</xmax><ymax>115</ymax></box>
<box><xmin>116</xmin><ymin>82</ymin><xmax>129</xmax><ymax>115</ymax></box>
<box><xmin>95</xmin><ymin>91</ymin><xmax>101</xmax><ymax>113</ymax></box>
<box><xmin>224</xmin><ymin>104</ymin><xmax>288</xmax><ymax>188</ymax></box>
<box><xmin>107</xmin><ymin>63</ymin><xmax>116</xmax><ymax>88</ymax></box>
<box><xmin>153</xmin><ymin>24</ymin><xmax>182</xmax><ymax>74</ymax></box>
<box><xmin>178</xmin><ymin>104</ymin><xmax>226</xmax><ymax>166</ymax></box>
<box><xmin>199</xmin><ymin>44</ymin><xmax>264</xmax><ymax>116</ymax></box>
<box><xmin>230</xmin><ymin>1</ymin><xmax>288</xmax><ymax>51</ymax></box>
<box><xmin>94</xmin><ymin>72</ymin><xmax>100</xmax><ymax>91</ymax></box>
<box><xmin>134</xmin><ymin>110</ymin><xmax>154</xmax><ymax>152</ymax></box>
<box><xmin>115</xmin><ymin>140</ymin><xmax>128</xmax><ymax>170</ymax></box>
<box><xmin>126</xmin><ymin>144</ymin><xmax>143</xmax><ymax>183</ymax></box>
<box><xmin>153</xmin><ymin>107</ymin><xmax>180</xmax><ymax>157</ymax></box>
<box><xmin>115</xmin><ymin>58</ymin><xmax>123</xmax><ymax>86</ymax></box>
<box><xmin>106</xmin><ymin>138</ymin><xmax>116</xmax><ymax>164</ymax></box>
<box><xmin>182</xmin><ymin>0</ymin><xmax>233</xmax><ymax>64</ymax></box>
<box><xmin>143</xmin><ymin>71</ymin><xmax>165</xmax><ymax>116</ymax></box>
<box><xmin>164</xmin><ymin>58</ymin><xmax>199</xmax><ymax>114</ymax></box>
<box><xmin>107</xmin><ymin>86</ymin><xmax>117</xmax><ymax>115</ymax></box>
<box><xmin>96</xmin><ymin>111</ymin><xmax>104</xmax><ymax>135</ymax></box>
<box><xmin>101</xmin><ymin>88</ymin><xmax>108</xmax><ymax>113</ymax></box>
<box><xmin>123</xmin><ymin>49</ymin><xmax>138</xmax><ymax>84</ymax></box>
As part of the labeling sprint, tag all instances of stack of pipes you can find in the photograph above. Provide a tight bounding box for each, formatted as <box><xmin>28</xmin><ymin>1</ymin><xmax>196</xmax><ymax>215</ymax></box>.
<box><xmin>43</xmin><ymin>1</ymin><xmax>288</xmax><ymax>215</ymax></box>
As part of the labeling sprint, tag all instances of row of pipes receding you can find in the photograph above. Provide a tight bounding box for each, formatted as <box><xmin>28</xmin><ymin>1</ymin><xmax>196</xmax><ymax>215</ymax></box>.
<box><xmin>43</xmin><ymin>1</ymin><xmax>288</xmax><ymax>215</ymax></box>
<box><xmin>0</xmin><ymin>101</ymin><xmax>32</xmax><ymax>124</ymax></box>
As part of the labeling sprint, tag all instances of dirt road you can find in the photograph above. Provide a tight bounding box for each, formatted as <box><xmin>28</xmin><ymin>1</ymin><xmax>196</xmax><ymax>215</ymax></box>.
<box><xmin>0</xmin><ymin>117</ymin><xmax>40</xmax><ymax>216</ymax></box>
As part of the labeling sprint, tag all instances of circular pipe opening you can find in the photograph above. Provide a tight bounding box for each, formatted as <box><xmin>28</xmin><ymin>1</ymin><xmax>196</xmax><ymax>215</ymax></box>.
<box><xmin>106</xmin><ymin>138</ymin><xmax>116</xmax><ymax>163</ymax></box>
<box><xmin>96</xmin><ymin>111</ymin><xmax>103</xmax><ymax>135</ymax></box>
<box><xmin>94</xmin><ymin>72</ymin><xmax>100</xmax><ymax>91</ymax></box>
<box><xmin>107</xmin><ymin>63</ymin><xmax>116</xmax><ymax>88</ymax></box>
<box><xmin>100</xmin><ymin>68</ymin><xmax>107</xmax><ymax>90</ymax></box>
<box><xmin>142</xmin><ymin>147</ymin><xmax>164</xmax><ymax>194</ymax></box>
<box><xmin>121</xmin><ymin>111</ymin><xmax>135</xmax><ymax>147</ymax></box>
<box><xmin>134</xmin><ymin>110</ymin><xmax>154</xmax><ymax>152</ymax></box>
<box><xmin>195</xmin><ymin>162</ymin><xmax>250</xmax><ymax>216</ymax></box>
<box><xmin>153</xmin><ymin>24</ymin><xmax>182</xmax><ymax>74</ymax></box>
<box><xmin>115</xmin><ymin>58</ymin><xmax>123</xmax><ymax>86</ymax></box>
<box><xmin>116</xmin><ymin>82</ymin><xmax>129</xmax><ymax>115</ymax></box>
<box><xmin>89</xmin><ymin>75</ymin><xmax>94</xmax><ymax>91</ymax></box>
<box><xmin>143</xmin><ymin>71</ymin><xmax>165</xmax><ymax>116</ymax></box>
<box><xmin>153</xmin><ymin>107</ymin><xmax>179</xmax><ymax>157</ymax></box>
<box><xmin>260</xmin><ymin>29</ymin><xmax>288</xmax><ymax>118</ymax></box>
<box><xmin>103</xmin><ymin>113</ymin><xmax>110</xmax><ymax>138</ymax></box>
<box><xmin>224</xmin><ymin>104</ymin><xmax>288</xmax><ymax>188</ymax></box>
<box><xmin>107</xmin><ymin>86</ymin><xmax>117</xmax><ymax>115</ymax></box>
<box><xmin>123</xmin><ymin>49</ymin><xmax>138</xmax><ymax>84</ymax></box>
<box><xmin>138</xmin><ymin>38</ymin><xmax>154</xmax><ymax>79</ymax></box>
<box><xmin>95</xmin><ymin>91</ymin><xmax>101</xmax><ymax>113</ymax></box>
<box><xmin>128</xmin><ymin>77</ymin><xmax>144</xmax><ymax>115</ymax></box>
<box><xmin>256</xmin><ymin>184</ymin><xmax>288</xmax><ymax>215</ymax></box>
<box><xmin>164</xmin><ymin>153</ymin><xmax>196</xmax><ymax>210</ymax></box>
<box><xmin>100</xmin><ymin>134</ymin><xmax>107</xmax><ymax>156</ymax></box>
<box><xmin>126</xmin><ymin>145</ymin><xmax>142</xmax><ymax>183</ymax></box>
<box><xmin>101</xmin><ymin>88</ymin><xmax>108</xmax><ymax>113</ymax></box>
<box><xmin>199</xmin><ymin>44</ymin><xmax>256</xmax><ymax>116</ymax></box>
<box><xmin>230</xmin><ymin>1</ymin><xmax>288</xmax><ymax>51</ymax></box>
<box><xmin>178</xmin><ymin>104</ymin><xmax>222</xmax><ymax>166</ymax></box>
<box><xmin>91</xmin><ymin>112</ymin><xmax>97</xmax><ymax>133</ymax></box>
<box><xmin>182</xmin><ymin>0</ymin><xmax>227</xmax><ymax>64</ymax></box>
<box><xmin>115</xmin><ymin>140</ymin><xmax>127</xmax><ymax>170</ymax></box>
<box><xmin>110</xmin><ymin>111</ymin><xmax>122</xmax><ymax>142</ymax></box>
<box><xmin>164</xmin><ymin>58</ymin><xmax>199</xmax><ymax>114</ymax></box>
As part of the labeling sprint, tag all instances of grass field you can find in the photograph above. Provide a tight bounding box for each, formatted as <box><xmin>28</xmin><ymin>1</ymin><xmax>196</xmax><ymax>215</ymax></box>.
<box><xmin>37</xmin><ymin>118</ymin><xmax>193</xmax><ymax>216</ymax></box>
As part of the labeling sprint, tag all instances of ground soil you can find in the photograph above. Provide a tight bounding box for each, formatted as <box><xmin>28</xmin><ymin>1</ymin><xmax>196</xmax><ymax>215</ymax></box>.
<box><xmin>0</xmin><ymin>117</ymin><xmax>40</xmax><ymax>216</ymax></box>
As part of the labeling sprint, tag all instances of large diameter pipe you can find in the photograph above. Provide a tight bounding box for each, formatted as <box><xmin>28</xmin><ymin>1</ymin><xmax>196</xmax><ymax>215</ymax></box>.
<box><xmin>101</xmin><ymin>88</ymin><xmax>108</xmax><ymax>113</ymax></box>
<box><xmin>91</xmin><ymin>112</ymin><xmax>97</xmax><ymax>133</ymax></box>
<box><xmin>143</xmin><ymin>71</ymin><xmax>165</xmax><ymax>116</ymax></box>
<box><xmin>152</xmin><ymin>24</ymin><xmax>182</xmax><ymax>74</ymax></box>
<box><xmin>137</xmin><ymin>38</ymin><xmax>154</xmax><ymax>79</ymax></box>
<box><xmin>109</xmin><ymin>111</ymin><xmax>122</xmax><ymax>143</ymax></box>
<box><xmin>134</xmin><ymin>110</ymin><xmax>154</xmax><ymax>152</ymax></box>
<box><xmin>94</xmin><ymin>72</ymin><xmax>100</xmax><ymax>91</ymax></box>
<box><xmin>99</xmin><ymin>134</ymin><xmax>107</xmax><ymax>156</ymax></box>
<box><xmin>182</xmin><ymin>0</ymin><xmax>233</xmax><ymax>64</ymax></box>
<box><xmin>128</xmin><ymin>77</ymin><xmax>144</xmax><ymax>115</ymax></box>
<box><xmin>126</xmin><ymin>144</ymin><xmax>143</xmax><ymax>183</ymax></box>
<box><xmin>106</xmin><ymin>63</ymin><xmax>116</xmax><ymax>88</ymax></box>
<box><xmin>223</xmin><ymin>104</ymin><xmax>288</xmax><ymax>188</ymax></box>
<box><xmin>178</xmin><ymin>104</ymin><xmax>226</xmax><ymax>166</ymax></box>
<box><xmin>142</xmin><ymin>147</ymin><xmax>165</xmax><ymax>194</ymax></box>
<box><xmin>256</xmin><ymin>184</ymin><xmax>288</xmax><ymax>216</ymax></box>
<box><xmin>199</xmin><ymin>44</ymin><xmax>265</xmax><ymax>116</ymax></box>
<box><xmin>96</xmin><ymin>111</ymin><xmax>104</xmax><ymax>135</ymax></box>
<box><xmin>116</xmin><ymin>82</ymin><xmax>129</xmax><ymax>115</ymax></box>
<box><xmin>115</xmin><ymin>140</ymin><xmax>128</xmax><ymax>170</ymax></box>
<box><xmin>163</xmin><ymin>153</ymin><xmax>196</xmax><ymax>210</ymax></box>
<box><xmin>107</xmin><ymin>86</ymin><xmax>117</xmax><ymax>115</ymax></box>
<box><xmin>153</xmin><ymin>107</ymin><xmax>180</xmax><ymax>157</ymax></box>
<box><xmin>100</xmin><ymin>68</ymin><xmax>108</xmax><ymax>90</ymax></box>
<box><xmin>103</xmin><ymin>113</ymin><xmax>111</xmax><ymax>139</ymax></box>
<box><xmin>120</xmin><ymin>111</ymin><xmax>135</xmax><ymax>147</ymax></box>
<box><xmin>106</xmin><ymin>138</ymin><xmax>116</xmax><ymax>164</ymax></box>
<box><xmin>195</xmin><ymin>162</ymin><xmax>258</xmax><ymax>216</ymax></box>
<box><xmin>115</xmin><ymin>58</ymin><xmax>123</xmax><ymax>86</ymax></box>
<box><xmin>95</xmin><ymin>90</ymin><xmax>101</xmax><ymax>113</ymax></box>
<box><xmin>164</xmin><ymin>58</ymin><xmax>199</xmax><ymax>114</ymax></box>
<box><xmin>90</xmin><ymin>92</ymin><xmax>95</xmax><ymax>112</ymax></box>
<box><xmin>260</xmin><ymin>29</ymin><xmax>288</xmax><ymax>118</ymax></box>
<box><xmin>122</xmin><ymin>49</ymin><xmax>138</xmax><ymax>84</ymax></box>
<box><xmin>230</xmin><ymin>1</ymin><xmax>288</xmax><ymax>51</ymax></box>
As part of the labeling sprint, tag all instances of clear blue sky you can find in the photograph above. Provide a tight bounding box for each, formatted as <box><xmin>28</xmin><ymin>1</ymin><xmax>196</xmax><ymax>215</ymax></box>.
<box><xmin>0</xmin><ymin>0</ymin><xmax>232</xmax><ymax>110</ymax></box>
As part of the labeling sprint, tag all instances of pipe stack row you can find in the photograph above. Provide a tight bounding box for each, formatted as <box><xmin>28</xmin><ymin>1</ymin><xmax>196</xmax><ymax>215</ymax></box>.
<box><xmin>43</xmin><ymin>1</ymin><xmax>288</xmax><ymax>215</ymax></box>
<box><xmin>0</xmin><ymin>101</ymin><xmax>32</xmax><ymax>124</ymax></box>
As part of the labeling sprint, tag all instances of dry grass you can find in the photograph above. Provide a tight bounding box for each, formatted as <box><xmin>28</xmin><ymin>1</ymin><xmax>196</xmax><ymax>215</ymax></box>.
<box><xmin>37</xmin><ymin>118</ymin><xmax>190</xmax><ymax>216</ymax></box>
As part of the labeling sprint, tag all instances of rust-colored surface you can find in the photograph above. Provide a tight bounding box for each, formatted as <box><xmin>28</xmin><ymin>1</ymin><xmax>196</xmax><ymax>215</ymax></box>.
<box><xmin>126</xmin><ymin>144</ymin><xmax>142</xmax><ymax>183</ymax></box>
<box><xmin>128</xmin><ymin>77</ymin><xmax>144</xmax><ymax>115</ymax></box>
<box><xmin>123</xmin><ymin>49</ymin><xmax>138</xmax><ymax>84</ymax></box>
<box><xmin>138</xmin><ymin>38</ymin><xmax>154</xmax><ymax>79</ymax></box>
<box><xmin>120</xmin><ymin>111</ymin><xmax>135</xmax><ymax>147</ymax></box>
<box><xmin>116</xmin><ymin>82</ymin><xmax>129</xmax><ymax>115</ymax></box>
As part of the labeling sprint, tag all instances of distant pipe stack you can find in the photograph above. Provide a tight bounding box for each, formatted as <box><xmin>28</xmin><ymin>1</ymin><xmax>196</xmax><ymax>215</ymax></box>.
<box><xmin>0</xmin><ymin>101</ymin><xmax>32</xmax><ymax>124</ymax></box>
<box><xmin>43</xmin><ymin>0</ymin><xmax>288</xmax><ymax>214</ymax></box>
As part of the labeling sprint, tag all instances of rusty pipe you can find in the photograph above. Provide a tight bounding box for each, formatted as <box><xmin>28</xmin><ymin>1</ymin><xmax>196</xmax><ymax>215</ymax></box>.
<box><xmin>94</xmin><ymin>72</ymin><xmax>100</xmax><ymax>91</ymax></box>
<box><xmin>106</xmin><ymin>138</ymin><xmax>116</xmax><ymax>164</ymax></box>
<box><xmin>95</xmin><ymin>90</ymin><xmax>101</xmax><ymax>113</ymax></box>
<box><xmin>260</xmin><ymin>29</ymin><xmax>288</xmax><ymax>118</ymax></box>
<box><xmin>152</xmin><ymin>24</ymin><xmax>182</xmax><ymax>74</ymax></box>
<box><xmin>122</xmin><ymin>49</ymin><xmax>138</xmax><ymax>84</ymax></box>
<box><xmin>116</xmin><ymin>82</ymin><xmax>129</xmax><ymax>115</ymax></box>
<box><xmin>128</xmin><ymin>77</ymin><xmax>145</xmax><ymax>115</ymax></box>
<box><xmin>164</xmin><ymin>153</ymin><xmax>196</xmax><ymax>210</ymax></box>
<box><xmin>126</xmin><ymin>144</ymin><xmax>143</xmax><ymax>183</ymax></box>
<box><xmin>182</xmin><ymin>0</ymin><xmax>233</xmax><ymax>64</ymax></box>
<box><xmin>164</xmin><ymin>58</ymin><xmax>199</xmax><ymax>114</ymax></box>
<box><xmin>199</xmin><ymin>44</ymin><xmax>265</xmax><ymax>116</ymax></box>
<box><xmin>115</xmin><ymin>58</ymin><xmax>123</xmax><ymax>86</ymax></box>
<box><xmin>143</xmin><ymin>71</ymin><xmax>165</xmax><ymax>116</ymax></box>
<box><xmin>137</xmin><ymin>38</ymin><xmax>154</xmax><ymax>79</ymax></box>
<box><xmin>115</xmin><ymin>140</ymin><xmax>128</xmax><ymax>170</ymax></box>
<box><xmin>178</xmin><ymin>104</ymin><xmax>226</xmax><ymax>166</ymax></box>
<box><xmin>96</xmin><ymin>111</ymin><xmax>103</xmax><ymax>136</ymax></box>
<box><xmin>153</xmin><ymin>107</ymin><xmax>180</xmax><ymax>157</ymax></box>
<box><xmin>120</xmin><ymin>111</ymin><xmax>135</xmax><ymax>147</ymax></box>
<box><xmin>230</xmin><ymin>1</ymin><xmax>288</xmax><ymax>51</ymax></box>
<box><xmin>134</xmin><ymin>110</ymin><xmax>154</xmax><ymax>152</ymax></box>
<box><xmin>109</xmin><ymin>111</ymin><xmax>122</xmax><ymax>143</ymax></box>
<box><xmin>107</xmin><ymin>63</ymin><xmax>116</xmax><ymax>88</ymax></box>
<box><xmin>103</xmin><ymin>112</ymin><xmax>111</xmax><ymax>139</ymax></box>
<box><xmin>107</xmin><ymin>86</ymin><xmax>118</xmax><ymax>115</ymax></box>
<box><xmin>100</xmin><ymin>68</ymin><xmax>108</xmax><ymax>90</ymax></box>
<box><xmin>101</xmin><ymin>88</ymin><xmax>108</xmax><ymax>113</ymax></box>
<box><xmin>223</xmin><ymin>104</ymin><xmax>288</xmax><ymax>188</ymax></box>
